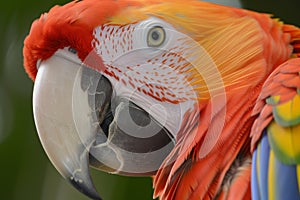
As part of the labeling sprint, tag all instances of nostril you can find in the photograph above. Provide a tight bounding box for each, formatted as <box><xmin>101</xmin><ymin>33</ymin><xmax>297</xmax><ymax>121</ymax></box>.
<box><xmin>68</xmin><ymin>47</ymin><xmax>78</xmax><ymax>54</ymax></box>
<box><xmin>128</xmin><ymin>102</ymin><xmax>151</xmax><ymax>127</ymax></box>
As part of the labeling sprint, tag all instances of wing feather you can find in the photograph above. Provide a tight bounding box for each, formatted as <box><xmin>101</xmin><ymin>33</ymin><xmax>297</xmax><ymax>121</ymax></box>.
<box><xmin>251</xmin><ymin>58</ymin><xmax>300</xmax><ymax>199</ymax></box>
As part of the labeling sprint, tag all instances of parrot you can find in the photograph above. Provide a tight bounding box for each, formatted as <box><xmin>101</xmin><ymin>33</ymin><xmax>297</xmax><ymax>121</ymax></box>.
<box><xmin>22</xmin><ymin>0</ymin><xmax>300</xmax><ymax>199</ymax></box>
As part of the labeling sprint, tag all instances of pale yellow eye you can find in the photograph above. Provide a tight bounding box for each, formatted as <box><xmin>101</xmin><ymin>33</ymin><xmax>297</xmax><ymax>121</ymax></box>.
<box><xmin>147</xmin><ymin>26</ymin><xmax>165</xmax><ymax>47</ymax></box>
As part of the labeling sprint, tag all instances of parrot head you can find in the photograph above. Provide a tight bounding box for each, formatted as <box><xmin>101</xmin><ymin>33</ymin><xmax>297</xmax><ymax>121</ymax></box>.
<box><xmin>23</xmin><ymin>0</ymin><xmax>288</xmax><ymax>199</ymax></box>
<box><xmin>24</xmin><ymin>0</ymin><xmax>205</xmax><ymax>199</ymax></box>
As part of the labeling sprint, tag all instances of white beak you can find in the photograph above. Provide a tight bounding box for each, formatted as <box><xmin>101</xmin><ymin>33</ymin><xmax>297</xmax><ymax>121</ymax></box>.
<box><xmin>32</xmin><ymin>49</ymin><xmax>176</xmax><ymax>200</ymax></box>
<box><xmin>33</xmin><ymin>53</ymin><xmax>101</xmax><ymax>200</ymax></box>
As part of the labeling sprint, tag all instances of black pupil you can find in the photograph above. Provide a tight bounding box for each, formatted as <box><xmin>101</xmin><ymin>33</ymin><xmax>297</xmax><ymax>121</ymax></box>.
<box><xmin>152</xmin><ymin>30</ymin><xmax>160</xmax><ymax>41</ymax></box>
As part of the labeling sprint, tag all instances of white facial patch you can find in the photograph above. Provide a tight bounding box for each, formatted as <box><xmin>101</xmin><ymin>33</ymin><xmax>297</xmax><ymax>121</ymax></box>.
<box><xmin>91</xmin><ymin>17</ymin><xmax>200</xmax><ymax>137</ymax></box>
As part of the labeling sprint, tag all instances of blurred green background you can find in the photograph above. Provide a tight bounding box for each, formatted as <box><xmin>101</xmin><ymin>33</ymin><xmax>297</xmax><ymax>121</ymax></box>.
<box><xmin>0</xmin><ymin>1</ymin><xmax>299</xmax><ymax>200</ymax></box>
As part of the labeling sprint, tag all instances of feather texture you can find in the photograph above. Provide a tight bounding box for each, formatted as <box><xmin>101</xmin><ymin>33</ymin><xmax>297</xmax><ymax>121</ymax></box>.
<box><xmin>251</xmin><ymin>58</ymin><xmax>300</xmax><ymax>200</ymax></box>
<box><xmin>23</xmin><ymin>1</ymin><xmax>300</xmax><ymax>199</ymax></box>
<box><xmin>150</xmin><ymin>2</ymin><xmax>300</xmax><ymax>200</ymax></box>
<box><xmin>109</xmin><ymin>0</ymin><xmax>295</xmax><ymax>99</ymax></box>
<box><xmin>23</xmin><ymin>0</ymin><xmax>146</xmax><ymax>80</ymax></box>
<box><xmin>252</xmin><ymin>135</ymin><xmax>300</xmax><ymax>200</ymax></box>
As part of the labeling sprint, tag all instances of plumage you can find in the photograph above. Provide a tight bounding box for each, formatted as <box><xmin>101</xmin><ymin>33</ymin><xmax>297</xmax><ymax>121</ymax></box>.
<box><xmin>258</xmin><ymin>131</ymin><xmax>270</xmax><ymax>200</ymax></box>
<box><xmin>298</xmin><ymin>165</ymin><xmax>300</xmax><ymax>192</ymax></box>
<box><xmin>268</xmin><ymin>121</ymin><xmax>300</xmax><ymax>164</ymax></box>
<box><xmin>273</xmin><ymin>95</ymin><xmax>300</xmax><ymax>127</ymax></box>
<box><xmin>252</xmin><ymin>133</ymin><xmax>300</xmax><ymax>200</ymax></box>
<box><xmin>22</xmin><ymin>0</ymin><xmax>300</xmax><ymax>200</ymax></box>
<box><xmin>251</xmin><ymin>150</ymin><xmax>260</xmax><ymax>200</ymax></box>
<box><xmin>251</xmin><ymin>59</ymin><xmax>300</xmax><ymax>199</ymax></box>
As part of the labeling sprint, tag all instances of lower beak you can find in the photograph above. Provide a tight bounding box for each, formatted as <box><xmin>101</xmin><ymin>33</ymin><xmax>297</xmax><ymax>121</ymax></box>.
<box><xmin>33</xmin><ymin>55</ymin><xmax>101</xmax><ymax>200</ymax></box>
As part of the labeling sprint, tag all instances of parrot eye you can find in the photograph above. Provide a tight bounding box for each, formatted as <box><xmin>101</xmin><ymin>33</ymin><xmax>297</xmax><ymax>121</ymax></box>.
<box><xmin>147</xmin><ymin>26</ymin><xmax>165</xmax><ymax>47</ymax></box>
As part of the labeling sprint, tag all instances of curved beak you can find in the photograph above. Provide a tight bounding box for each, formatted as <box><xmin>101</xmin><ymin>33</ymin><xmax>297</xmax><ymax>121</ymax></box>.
<box><xmin>33</xmin><ymin>54</ymin><xmax>101</xmax><ymax>200</ymax></box>
<box><xmin>32</xmin><ymin>50</ymin><xmax>176</xmax><ymax>200</ymax></box>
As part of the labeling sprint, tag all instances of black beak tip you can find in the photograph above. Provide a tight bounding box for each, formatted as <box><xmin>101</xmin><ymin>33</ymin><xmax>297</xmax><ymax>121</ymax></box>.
<box><xmin>69</xmin><ymin>178</ymin><xmax>102</xmax><ymax>200</ymax></box>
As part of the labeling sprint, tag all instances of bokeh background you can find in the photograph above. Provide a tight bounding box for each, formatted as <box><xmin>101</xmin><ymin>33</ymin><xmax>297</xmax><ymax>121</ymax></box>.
<box><xmin>0</xmin><ymin>0</ymin><xmax>299</xmax><ymax>200</ymax></box>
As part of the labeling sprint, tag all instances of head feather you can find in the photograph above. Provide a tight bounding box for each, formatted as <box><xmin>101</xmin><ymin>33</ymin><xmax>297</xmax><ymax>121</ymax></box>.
<box><xmin>24</xmin><ymin>0</ymin><xmax>297</xmax><ymax>96</ymax></box>
<box><xmin>23</xmin><ymin>0</ymin><xmax>132</xmax><ymax>80</ymax></box>
<box><xmin>110</xmin><ymin>0</ymin><xmax>296</xmax><ymax>99</ymax></box>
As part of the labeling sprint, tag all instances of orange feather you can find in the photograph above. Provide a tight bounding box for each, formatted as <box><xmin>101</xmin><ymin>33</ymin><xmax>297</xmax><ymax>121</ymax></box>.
<box><xmin>150</xmin><ymin>2</ymin><xmax>300</xmax><ymax>200</ymax></box>
<box><xmin>23</xmin><ymin>1</ymin><xmax>300</xmax><ymax>199</ymax></box>
<box><xmin>251</xmin><ymin>58</ymin><xmax>300</xmax><ymax>152</ymax></box>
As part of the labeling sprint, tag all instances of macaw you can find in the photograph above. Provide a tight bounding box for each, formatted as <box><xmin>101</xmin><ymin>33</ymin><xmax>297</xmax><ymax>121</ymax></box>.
<box><xmin>23</xmin><ymin>0</ymin><xmax>300</xmax><ymax>200</ymax></box>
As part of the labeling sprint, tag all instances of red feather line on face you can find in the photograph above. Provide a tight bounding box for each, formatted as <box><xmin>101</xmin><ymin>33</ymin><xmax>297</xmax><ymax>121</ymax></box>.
<box><xmin>23</xmin><ymin>0</ymin><xmax>143</xmax><ymax>80</ymax></box>
<box><xmin>92</xmin><ymin>22</ymin><xmax>198</xmax><ymax>104</ymax></box>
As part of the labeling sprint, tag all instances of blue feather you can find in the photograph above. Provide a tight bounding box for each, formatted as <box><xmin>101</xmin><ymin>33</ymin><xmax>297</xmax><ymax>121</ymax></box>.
<box><xmin>273</xmin><ymin>155</ymin><xmax>300</xmax><ymax>200</ymax></box>
<box><xmin>258</xmin><ymin>132</ymin><xmax>270</xmax><ymax>200</ymax></box>
<box><xmin>251</xmin><ymin>149</ymin><xmax>260</xmax><ymax>200</ymax></box>
<box><xmin>252</xmin><ymin>131</ymin><xmax>300</xmax><ymax>200</ymax></box>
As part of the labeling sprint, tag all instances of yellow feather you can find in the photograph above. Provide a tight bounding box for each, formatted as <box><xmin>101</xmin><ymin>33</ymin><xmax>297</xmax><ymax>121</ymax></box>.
<box><xmin>273</xmin><ymin>94</ymin><xmax>300</xmax><ymax>127</ymax></box>
<box><xmin>268</xmin><ymin>150</ymin><xmax>276</xmax><ymax>200</ymax></box>
<box><xmin>257</xmin><ymin>141</ymin><xmax>261</xmax><ymax>188</ymax></box>
<box><xmin>268</xmin><ymin>121</ymin><xmax>300</xmax><ymax>164</ymax></box>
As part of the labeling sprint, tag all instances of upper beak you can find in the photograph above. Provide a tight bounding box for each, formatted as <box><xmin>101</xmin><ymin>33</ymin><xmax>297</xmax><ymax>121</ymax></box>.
<box><xmin>33</xmin><ymin>54</ymin><xmax>101</xmax><ymax>199</ymax></box>
<box><xmin>32</xmin><ymin>51</ymin><xmax>175</xmax><ymax>199</ymax></box>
